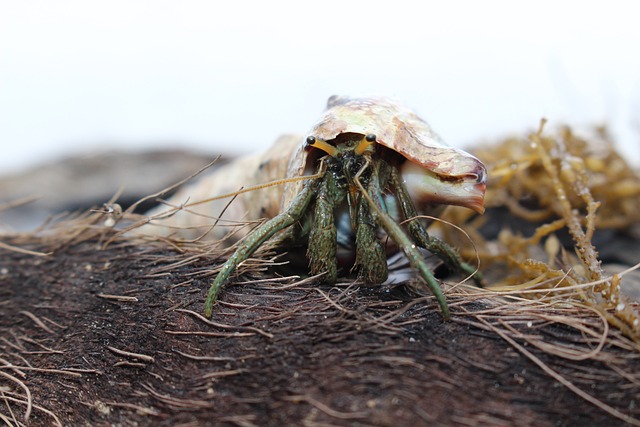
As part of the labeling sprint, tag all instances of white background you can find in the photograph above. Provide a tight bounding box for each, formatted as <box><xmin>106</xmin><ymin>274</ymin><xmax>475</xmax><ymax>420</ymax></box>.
<box><xmin>1</xmin><ymin>1</ymin><xmax>639</xmax><ymax>174</ymax></box>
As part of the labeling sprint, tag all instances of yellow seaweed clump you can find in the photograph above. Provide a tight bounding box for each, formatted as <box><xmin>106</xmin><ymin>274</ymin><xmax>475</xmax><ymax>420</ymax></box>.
<box><xmin>441</xmin><ymin>121</ymin><xmax>640</xmax><ymax>343</ymax></box>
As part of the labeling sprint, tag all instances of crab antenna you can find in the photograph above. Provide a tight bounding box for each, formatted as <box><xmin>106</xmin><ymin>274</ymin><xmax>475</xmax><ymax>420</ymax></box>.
<box><xmin>354</xmin><ymin>134</ymin><xmax>376</xmax><ymax>155</ymax></box>
<box><xmin>306</xmin><ymin>136</ymin><xmax>337</xmax><ymax>157</ymax></box>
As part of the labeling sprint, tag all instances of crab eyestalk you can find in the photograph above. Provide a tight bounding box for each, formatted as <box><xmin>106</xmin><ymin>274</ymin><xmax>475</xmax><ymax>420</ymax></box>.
<box><xmin>354</xmin><ymin>133</ymin><xmax>377</xmax><ymax>155</ymax></box>
<box><xmin>305</xmin><ymin>135</ymin><xmax>337</xmax><ymax>157</ymax></box>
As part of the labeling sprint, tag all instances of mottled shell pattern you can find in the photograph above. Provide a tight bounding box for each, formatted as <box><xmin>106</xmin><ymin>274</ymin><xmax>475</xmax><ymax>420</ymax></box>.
<box><xmin>283</xmin><ymin>95</ymin><xmax>487</xmax><ymax>214</ymax></box>
<box><xmin>140</xmin><ymin>134</ymin><xmax>300</xmax><ymax>242</ymax></box>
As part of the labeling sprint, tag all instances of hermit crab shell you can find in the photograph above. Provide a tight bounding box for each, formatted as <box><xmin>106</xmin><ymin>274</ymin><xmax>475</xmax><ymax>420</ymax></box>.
<box><xmin>140</xmin><ymin>134</ymin><xmax>300</xmax><ymax>242</ymax></box>
<box><xmin>283</xmin><ymin>95</ymin><xmax>487</xmax><ymax>213</ymax></box>
<box><xmin>141</xmin><ymin>96</ymin><xmax>486</xmax><ymax>243</ymax></box>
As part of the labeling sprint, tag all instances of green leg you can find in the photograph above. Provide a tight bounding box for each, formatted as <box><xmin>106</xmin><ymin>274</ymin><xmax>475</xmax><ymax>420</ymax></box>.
<box><xmin>306</xmin><ymin>162</ymin><xmax>349</xmax><ymax>283</ymax></box>
<box><xmin>367</xmin><ymin>193</ymin><xmax>450</xmax><ymax>319</ymax></box>
<box><xmin>354</xmin><ymin>164</ymin><xmax>449</xmax><ymax>319</ymax></box>
<box><xmin>390</xmin><ymin>167</ymin><xmax>482</xmax><ymax>285</ymax></box>
<box><xmin>307</xmin><ymin>190</ymin><xmax>338</xmax><ymax>282</ymax></box>
<box><xmin>204</xmin><ymin>180</ymin><xmax>318</xmax><ymax>318</ymax></box>
<box><xmin>354</xmin><ymin>196</ymin><xmax>388</xmax><ymax>283</ymax></box>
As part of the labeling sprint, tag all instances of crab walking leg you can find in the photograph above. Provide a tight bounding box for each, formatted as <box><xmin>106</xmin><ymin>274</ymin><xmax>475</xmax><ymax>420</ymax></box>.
<box><xmin>389</xmin><ymin>167</ymin><xmax>482</xmax><ymax>284</ymax></box>
<box><xmin>204</xmin><ymin>179</ymin><xmax>319</xmax><ymax>318</ymax></box>
<box><xmin>307</xmin><ymin>175</ymin><xmax>341</xmax><ymax>282</ymax></box>
<box><xmin>355</xmin><ymin>171</ymin><xmax>450</xmax><ymax>319</ymax></box>
<box><xmin>354</xmin><ymin>196</ymin><xmax>388</xmax><ymax>283</ymax></box>
<box><xmin>372</xmin><ymin>196</ymin><xmax>450</xmax><ymax>318</ymax></box>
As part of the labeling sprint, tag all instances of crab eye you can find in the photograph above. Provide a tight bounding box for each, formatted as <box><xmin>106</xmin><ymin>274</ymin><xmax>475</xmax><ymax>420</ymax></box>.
<box><xmin>305</xmin><ymin>136</ymin><xmax>316</xmax><ymax>147</ymax></box>
<box><xmin>365</xmin><ymin>134</ymin><xmax>376</xmax><ymax>142</ymax></box>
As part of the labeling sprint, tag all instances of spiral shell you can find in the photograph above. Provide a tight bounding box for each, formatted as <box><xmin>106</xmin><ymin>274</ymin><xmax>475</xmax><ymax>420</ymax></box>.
<box><xmin>283</xmin><ymin>95</ymin><xmax>486</xmax><ymax>213</ymax></box>
<box><xmin>141</xmin><ymin>134</ymin><xmax>299</xmax><ymax>241</ymax></box>
<box><xmin>142</xmin><ymin>96</ymin><xmax>486</xmax><ymax>242</ymax></box>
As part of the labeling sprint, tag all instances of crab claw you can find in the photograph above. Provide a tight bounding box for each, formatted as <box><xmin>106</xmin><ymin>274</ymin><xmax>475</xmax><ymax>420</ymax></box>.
<box><xmin>401</xmin><ymin>160</ymin><xmax>487</xmax><ymax>214</ymax></box>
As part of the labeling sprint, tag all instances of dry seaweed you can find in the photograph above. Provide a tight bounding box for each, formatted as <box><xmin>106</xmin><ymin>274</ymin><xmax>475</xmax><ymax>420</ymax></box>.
<box><xmin>440</xmin><ymin>120</ymin><xmax>640</xmax><ymax>344</ymax></box>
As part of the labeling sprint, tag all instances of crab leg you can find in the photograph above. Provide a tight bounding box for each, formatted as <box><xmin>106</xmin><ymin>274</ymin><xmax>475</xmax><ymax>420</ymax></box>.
<box><xmin>389</xmin><ymin>167</ymin><xmax>482</xmax><ymax>285</ymax></box>
<box><xmin>204</xmin><ymin>178</ymin><xmax>320</xmax><ymax>318</ymax></box>
<box><xmin>369</xmin><ymin>194</ymin><xmax>450</xmax><ymax>318</ymax></box>
<box><xmin>354</xmin><ymin>198</ymin><xmax>388</xmax><ymax>283</ymax></box>
<box><xmin>355</xmin><ymin>162</ymin><xmax>450</xmax><ymax>319</ymax></box>
<box><xmin>307</xmin><ymin>171</ymin><xmax>341</xmax><ymax>282</ymax></box>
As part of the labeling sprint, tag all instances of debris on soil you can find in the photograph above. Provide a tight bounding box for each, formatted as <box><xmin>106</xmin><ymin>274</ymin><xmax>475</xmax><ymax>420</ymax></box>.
<box><xmin>1</xmin><ymin>121</ymin><xmax>640</xmax><ymax>426</ymax></box>
<box><xmin>2</xmin><ymin>235</ymin><xmax>640</xmax><ymax>426</ymax></box>
<box><xmin>0</xmin><ymin>150</ymin><xmax>214</xmax><ymax>232</ymax></box>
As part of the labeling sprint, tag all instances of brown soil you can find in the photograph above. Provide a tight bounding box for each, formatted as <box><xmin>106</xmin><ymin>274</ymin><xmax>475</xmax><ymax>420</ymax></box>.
<box><xmin>1</xmin><ymin>236</ymin><xmax>639</xmax><ymax>426</ymax></box>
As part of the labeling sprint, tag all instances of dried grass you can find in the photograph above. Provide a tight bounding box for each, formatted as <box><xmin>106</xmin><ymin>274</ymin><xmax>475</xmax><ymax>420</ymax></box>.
<box><xmin>441</xmin><ymin>120</ymin><xmax>640</xmax><ymax>344</ymax></box>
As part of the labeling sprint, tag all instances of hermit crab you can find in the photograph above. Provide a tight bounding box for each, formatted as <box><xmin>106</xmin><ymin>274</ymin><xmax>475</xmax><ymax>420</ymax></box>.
<box><xmin>145</xmin><ymin>96</ymin><xmax>487</xmax><ymax>319</ymax></box>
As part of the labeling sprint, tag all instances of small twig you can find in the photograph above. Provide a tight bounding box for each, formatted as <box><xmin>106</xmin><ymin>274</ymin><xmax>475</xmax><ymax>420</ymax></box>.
<box><xmin>218</xmin><ymin>414</ymin><xmax>258</xmax><ymax>427</ymax></box>
<box><xmin>62</xmin><ymin>368</ymin><xmax>102</xmax><ymax>375</ymax></box>
<box><xmin>0</xmin><ymin>370</ymin><xmax>32</xmax><ymax>421</ymax></box>
<box><xmin>0</xmin><ymin>337</ymin><xmax>25</xmax><ymax>353</ymax></box>
<box><xmin>106</xmin><ymin>346</ymin><xmax>155</xmax><ymax>363</ymax></box>
<box><xmin>0</xmin><ymin>241</ymin><xmax>51</xmax><ymax>257</ymax></box>
<box><xmin>0</xmin><ymin>358</ymin><xmax>26</xmax><ymax>377</ymax></box>
<box><xmin>0</xmin><ymin>194</ymin><xmax>41</xmax><ymax>212</ymax></box>
<box><xmin>114</xmin><ymin>361</ymin><xmax>147</xmax><ymax>368</ymax></box>
<box><xmin>126</xmin><ymin>156</ymin><xmax>221</xmax><ymax>215</ymax></box>
<box><xmin>201</xmin><ymin>369</ymin><xmax>246</xmax><ymax>379</ymax></box>
<box><xmin>140</xmin><ymin>383</ymin><xmax>211</xmax><ymax>409</ymax></box>
<box><xmin>282</xmin><ymin>394</ymin><xmax>369</xmax><ymax>420</ymax></box>
<box><xmin>19</xmin><ymin>311</ymin><xmax>55</xmax><ymax>334</ymax></box>
<box><xmin>0</xmin><ymin>394</ymin><xmax>62</xmax><ymax>426</ymax></box>
<box><xmin>96</xmin><ymin>293</ymin><xmax>139</xmax><ymax>302</ymax></box>
<box><xmin>173</xmin><ymin>350</ymin><xmax>236</xmax><ymax>362</ymax></box>
<box><xmin>0</xmin><ymin>366</ymin><xmax>82</xmax><ymax>378</ymax></box>
<box><xmin>164</xmin><ymin>330</ymin><xmax>254</xmax><ymax>338</ymax></box>
<box><xmin>41</xmin><ymin>316</ymin><xmax>66</xmax><ymax>330</ymax></box>
<box><xmin>19</xmin><ymin>336</ymin><xmax>64</xmax><ymax>354</ymax></box>
<box><xmin>103</xmin><ymin>401</ymin><xmax>162</xmax><ymax>416</ymax></box>
<box><xmin>175</xmin><ymin>309</ymin><xmax>273</xmax><ymax>338</ymax></box>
